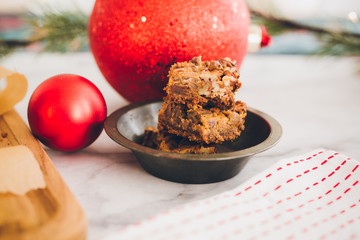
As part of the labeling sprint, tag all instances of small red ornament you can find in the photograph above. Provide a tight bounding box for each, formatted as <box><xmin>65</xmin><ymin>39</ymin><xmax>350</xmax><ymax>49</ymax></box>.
<box><xmin>260</xmin><ymin>25</ymin><xmax>272</xmax><ymax>48</ymax></box>
<box><xmin>247</xmin><ymin>24</ymin><xmax>272</xmax><ymax>53</ymax></box>
<box><xmin>28</xmin><ymin>74</ymin><xmax>107</xmax><ymax>152</ymax></box>
<box><xmin>89</xmin><ymin>0</ymin><xmax>250</xmax><ymax>102</ymax></box>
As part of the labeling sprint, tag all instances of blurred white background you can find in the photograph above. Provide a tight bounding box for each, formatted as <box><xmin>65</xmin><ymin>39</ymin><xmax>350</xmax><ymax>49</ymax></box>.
<box><xmin>246</xmin><ymin>0</ymin><xmax>359</xmax><ymax>20</ymax></box>
<box><xmin>0</xmin><ymin>0</ymin><xmax>359</xmax><ymax>20</ymax></box>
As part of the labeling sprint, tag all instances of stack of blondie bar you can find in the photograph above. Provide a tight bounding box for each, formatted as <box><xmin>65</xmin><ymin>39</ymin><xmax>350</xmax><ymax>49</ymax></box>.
<box><xmin>143</xmin><ymin>56</ymin><xmax>247</xmax><ymax>154</ymax></box>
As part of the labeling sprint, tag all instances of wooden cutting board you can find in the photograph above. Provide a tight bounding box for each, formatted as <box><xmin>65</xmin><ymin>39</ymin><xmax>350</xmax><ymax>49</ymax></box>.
<box><xmin>0</xmin><ymin>109</ymin><xmax>87</xmax><ymax>240</ymax></box>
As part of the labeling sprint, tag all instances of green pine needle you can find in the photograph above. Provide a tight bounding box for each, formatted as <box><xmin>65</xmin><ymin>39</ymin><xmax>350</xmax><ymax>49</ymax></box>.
<box><xmin>27</xmin><ymin>9</ymin><xmax>89</xmax><ymax>52</ymax></box>
<box><xmin>0</xmin><ymin>40</ymin><xmax>16</xmax><ymax>58</ymax></box>
<box><xmin>317</xmin><ymin>32</ymin><xmax>360</xmax><ymax>56</ymax></box>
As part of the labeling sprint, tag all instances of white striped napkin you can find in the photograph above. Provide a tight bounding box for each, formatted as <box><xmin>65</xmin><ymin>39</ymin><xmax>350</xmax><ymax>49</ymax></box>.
<box><xmin>105</xmin><ymin>149</ymin><xmax>360</xmax><ymax>240</ymax></box>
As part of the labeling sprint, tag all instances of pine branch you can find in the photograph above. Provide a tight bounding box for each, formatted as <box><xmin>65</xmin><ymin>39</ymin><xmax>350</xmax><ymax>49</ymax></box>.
<box><xmin>251</xmin><ymin>10</ymin><xmax>329</xmax><ymax>36</ymax></box>
<box><xmin>0</xmin><ymin>39</ymin><xmax>30</xmax><ymax>58</ymax></box>
<box><xmin>26</xmin><ymin>9</ymin><xmax>88</xmax><ymax>52</ymax></box>
<box><xmin>250</xmin><ymin>10</ymin><xmax>360</xmax><ymax>56</ymax></box>
<box><xmin>317</xmin><ymin>32</ymin><xmax>360</xmax><ymax>56</ymax></box>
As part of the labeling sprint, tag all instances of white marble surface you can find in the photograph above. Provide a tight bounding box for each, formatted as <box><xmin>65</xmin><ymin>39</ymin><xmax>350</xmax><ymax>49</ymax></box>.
<box><xmin>1</xmin><ymin>53</ymin><xmax>360</xmax><ymax>239</ymax></box>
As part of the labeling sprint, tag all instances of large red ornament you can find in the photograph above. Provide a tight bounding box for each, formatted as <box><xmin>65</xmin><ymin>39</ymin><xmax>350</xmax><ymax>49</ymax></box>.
<box><xmin>28</xmin><ymin>74</ymin><xmax>107</xmax><ymax>152</ymax></box>
<box><xmin>89</xmin><ymin>0</ymin><xmax>250</xmax><ymax>102</ymax></box>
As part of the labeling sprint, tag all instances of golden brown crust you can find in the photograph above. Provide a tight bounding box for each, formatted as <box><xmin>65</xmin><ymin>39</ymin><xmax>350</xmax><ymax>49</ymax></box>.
<box><xmin>165</xmin><ymin>56</ymin><xmax>241</xmax><ymax>109</ymax></box>
<box><xmin>142</xmin><ymin>127</ymin><xmax>216</xmax><ymax>154</ymax></box>
<box><xmin>157</xmin><ymin>101</ymin><xmax>247</xmax><ymax>144</ymax></box>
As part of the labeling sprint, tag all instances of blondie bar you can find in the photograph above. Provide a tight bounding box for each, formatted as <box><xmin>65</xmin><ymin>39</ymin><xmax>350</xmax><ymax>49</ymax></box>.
<box><xmin>165</xmin><ymin>56</ymin><xmax>241</xmax><ymax>109</ymax></box>
<box><xmin>158</xmin><ymin>101</ymin><xmax>247</xmax><ymax>144</ymax></box>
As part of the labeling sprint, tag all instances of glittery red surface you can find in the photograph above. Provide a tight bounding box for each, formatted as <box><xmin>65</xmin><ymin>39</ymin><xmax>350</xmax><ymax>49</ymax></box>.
<box><xmin>89</xmin><ymin>0</ymin><xmax>250</xmax><ymax>102</ymax></box>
